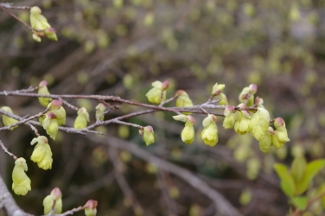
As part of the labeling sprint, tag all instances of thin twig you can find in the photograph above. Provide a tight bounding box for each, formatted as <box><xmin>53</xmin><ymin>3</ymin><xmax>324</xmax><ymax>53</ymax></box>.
<box><xmin>92</xmin><ymin>136</ymin><xmax>243</xmax><ymax>216</ymax></box>
<box><xmin>0</xmin><ymin>139</ymin><xmax>17</xmax><ymax>160</ymax></box>
<box><xmin>0</xmin><ymin>5</ymin><xmax>33</xmax><ymax>31</ymax></box>
<box><xmin>108</xmin><ymin>146</ymin><xmax>144</xmax><ymax>215</ymax></box>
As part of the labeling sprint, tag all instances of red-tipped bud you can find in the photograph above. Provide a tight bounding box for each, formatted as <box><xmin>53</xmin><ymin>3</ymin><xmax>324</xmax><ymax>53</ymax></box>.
<box><xmin>187</xmin><ymin>115</ymin><xmax>195</xmax><ymax>124</ymax></box>
<box><xmin>50</xmin><ymin>187</ymin><xmax>62</xmax><ymax>200</ymax></box>
<box><xmin>49</xmin><ymin>100</ymin><xmax>63</xmax><ymax>109</ymax></box>
<box><xmin>162</xmin><ymin>80</ymin><xmax>169</xmax><ymax>90</ymax></box>
<box><xmin>39</xmin><ymin>80</ymin><xmax>48</xmax><ymax>87</ymax></box>
<box><xmin>84</xmin><ymin>199</ymin><xmax>98</xmax><ymax>209</ymax></box>
<box><xmin>84</xmin><ymin>200</ymin><xmax>98</xmax><ymax>216</ymax></box>
<box><xmin>274</xmin><ymin>117</ymin><xmax>285</xmax><ymax>128</ymax></box>
<box><xmin>224</xmin><ymin>105</ymin><xmax>235</xmax><ymax>116</ymax></box>
<box><xmin>248</xmin><ymin>84</ymin><xmax>257</xmax><ymax>94</ymax></box>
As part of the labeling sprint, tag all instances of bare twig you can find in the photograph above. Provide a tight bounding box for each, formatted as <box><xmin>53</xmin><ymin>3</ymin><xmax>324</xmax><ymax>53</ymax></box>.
<box><xmin>0</xmin><ymin>139</ymin><xmax>17</xmax><ymax>160</ymax></box>
<box><xmin>92</xmin><ymin>136</ymin><xmax>243</xmax><ymax>216</ymax></box>
<box><xmin>108</xmin><ymin>146</ymin><xmax>145</xmax><ymax>215</ymax></box>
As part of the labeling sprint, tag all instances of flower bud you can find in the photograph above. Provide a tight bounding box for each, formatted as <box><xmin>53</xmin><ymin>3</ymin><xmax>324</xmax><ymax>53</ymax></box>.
<box><xmin>218</xmin><ymin>93</ymin><xmax>228</xmax><ymax>105</ymax></box>
<box><xmin>47</xmin><ymin>100</ymin><xmax>66</xmax><ymax>126</ymax></box>
<box><xmin>84</xmin><ymin>200</ymin><xmax>98</xmax><ymax>216</ymax></box>
<box><xmin>211</xmin><ymin>83</ymin><xmax>226</xmax><ymax>96</ymax></box>
<box><xmin>1</xmin><ymin>106</ymin><xmax>18</xmax><ymax>130</ymax></box>
<box><xmin>161</xmin><ymin>80</ymin><xmax>169</xmax><ymax>90</ymax></box>
<box><xmin>201</xmin><ymin>114</ymin><xmax>218</xmax><ymax>146</ymax></box>
<box><xmin>38</xmin><ymin>80</ymin><xmax>52</xmax><ymax>106</ymax></box>
<box><xmin>41</xmin><ymin>112</ymin><xmax>59</xmax><ymax>140</ymax></box>
<box><xmin>258</xmin><ymin>127</ymin><xmax>274</xmax><ymax>153</ymax></box>
<box><xmin>223</xmin><ymin>106</ymin><xmax>237</xmax><ymax>129</ymax></box>
<box><xmin>176</xmin><ymin>90</ymin><xmax>193</xmax><ymax>107</ymax></box>
<box><xmin>181</xmin><ymin>116</ymin><xmax>195</xmax><ymax>144</ymax></box>
<box><xmin>74</xmin><ymin>107</ymin><xmax>90</xmax><ymax>129</ymax></box>
<box><xmin>172</xmin><ymin>114</ymin><xmax>188</xmax><ymax>122</ymax></box>
<box><xmin>12</xmin><ymin>157</ymin><xmax>31</xmax><ymax>195</ymax></box>
<box><xmin>43</xmin><ymin>187</ymin><xmax>62</xmax><ymax>214</ymax></box>
<box><xmin>44</xmin><ymin>27</ymin><xmax>58</xmax><ymax>41</ymax></box>
<box><xmin>32</xmin><ymin>33</ymin><xmax>42</xmax><ymax>42</ymax></box>
<box><xmin>141</xmin><ymin>126</ymin><xmax>155</xmax><ymax>146</ymax></box>
<box><xmin>251</xmin><ymin>108</ymin><xmax>270</xmax><ymax>141</ymax></box>
<box><xmin>146</xmin><ymin>81</ymin><xmax>166</xmax><ymax>104</ymax></box>
<box><xmin>95</xmin><ymin>103</ymin><xmax>106</xmax><ymax>122</ymax></box>
<box><xmin>234</xmin><ymin>104</ymin><xmax>251</xmax><ymax>135</ymax></box>
<box><xmin>30</xmin><ymin>6</ymin><xmax>51</xmax><ymax>30</ymax></box>
<box><xmin>273</xmin><ymin>117</ymin><xmax>290</xmax><ymax>147</ymax></box>
<box><xmin>248</xmin><ymin>84</ymin><xmax>257</xmax><ymax>94</ymax></box>
<box><xmin>30</xmin><ymin>136</ymin><xmax>53</xmax><ymax>170</ymax></box>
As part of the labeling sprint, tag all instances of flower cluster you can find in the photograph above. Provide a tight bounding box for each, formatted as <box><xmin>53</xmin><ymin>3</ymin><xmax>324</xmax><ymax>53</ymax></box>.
<box><xmin>222</xmin><ymin>84</ymin><xmax>290</xmax><ymax>153</ymax></box>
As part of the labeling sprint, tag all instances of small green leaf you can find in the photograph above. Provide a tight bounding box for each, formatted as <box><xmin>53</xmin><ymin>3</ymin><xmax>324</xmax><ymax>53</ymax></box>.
<box><xmin>290</xmin><ymin>156</ymin><xmax>307</xmax><ymax>183</ymax></box>
<box><xmin>274</xmin><ymin>163</ymin><xmax>296</xmax><ymax>197</ymax></box>
<box><xmin>296</xmin><ymin>159</ymin><xmax>325</xmax><ymax>195</ymax></box>
<box><xmin>290</xmin><ymin>196</ymin><xmax>308</xmax><ymax>211</ymax></box>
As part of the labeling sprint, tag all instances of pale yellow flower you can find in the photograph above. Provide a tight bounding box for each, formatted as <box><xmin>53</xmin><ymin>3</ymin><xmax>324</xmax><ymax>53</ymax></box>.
<box><xmin>12</xmin><ymin>158</ymin><xmax>31</xmax><ymax>195</ymax></box>
<box><xmin>30</xmin><ymin>136</ymin><xmax>53</xmax><ymax>170</ymax></box>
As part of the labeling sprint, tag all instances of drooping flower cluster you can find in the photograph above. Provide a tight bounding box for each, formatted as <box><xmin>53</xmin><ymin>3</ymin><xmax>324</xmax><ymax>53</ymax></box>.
<box><xmin>222</xmin><ymin>84</ymin><xmax>290</xmax><ymax>153</ymax></box>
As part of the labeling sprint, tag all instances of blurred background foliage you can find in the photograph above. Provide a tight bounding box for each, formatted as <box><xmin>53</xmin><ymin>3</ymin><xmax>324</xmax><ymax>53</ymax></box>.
<box><xmin>0</xmin><ymin>0</ymin><xmax>325</xmax><ymax>215</ymax></box>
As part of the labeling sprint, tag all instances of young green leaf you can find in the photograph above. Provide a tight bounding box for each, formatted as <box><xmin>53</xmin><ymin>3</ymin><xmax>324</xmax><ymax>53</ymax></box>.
<box><xmin>290</xmin><ymin>156</ymin><xmax>307</xmax><ymax>184</ymax></box>
<box><xmin>274</xmin><ymin>163</ymin><xmax>296</xmax><ymax>197</ymax></box>
<box><xmin>290</xmin><ymin>196</ymin><xmax>308</xmax><ymax>211</ymax></box>
<box><xmin>295</xmin><ymin>159</ymin><xmax>325</xmax><ymax>195</ymax></box>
